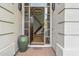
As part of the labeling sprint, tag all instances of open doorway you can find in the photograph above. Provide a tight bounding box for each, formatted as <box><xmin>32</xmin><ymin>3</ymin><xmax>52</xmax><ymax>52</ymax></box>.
<box><xmin>24</xmin><ymin>3</ymin><xmax>51</xmax><ymax>46</ymax></box>
<box><xmin>30</xmin><ymin>7</ymin><xmax>44</xmax><ymax>45</ymax></box>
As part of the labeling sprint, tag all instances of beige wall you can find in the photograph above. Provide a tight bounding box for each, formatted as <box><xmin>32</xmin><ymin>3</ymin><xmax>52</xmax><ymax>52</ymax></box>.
<box><xmin>52</xmin><ymin>3</ymin><xmax>79</xmax><ymax>56</ymax></box>
<box><xmin>0</xmin><ymin>3</ymin><xmax>22</xmax><ymax>56</ymax></box>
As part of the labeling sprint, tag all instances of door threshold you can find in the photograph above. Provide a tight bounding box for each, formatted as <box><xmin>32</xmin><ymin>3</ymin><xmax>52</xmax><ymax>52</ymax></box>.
<box><xmin>28</xmin><ymin>45</ymin><xmax>51</xmax><ymax>47</ymax></box>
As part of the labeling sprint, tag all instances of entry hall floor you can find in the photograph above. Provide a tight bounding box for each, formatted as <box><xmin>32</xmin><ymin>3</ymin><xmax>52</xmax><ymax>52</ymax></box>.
<box><xmin>16</xmin><ymin>47</ymin><xmax>56</xmax><ymax>56</ymax></box>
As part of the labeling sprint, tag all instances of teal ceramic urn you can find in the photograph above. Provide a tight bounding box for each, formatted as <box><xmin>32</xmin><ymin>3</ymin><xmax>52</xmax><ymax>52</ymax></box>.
<box><xmin>18</xmin><ymin>35</ymin><xmax>29</xmax><ymax>52</ymax></box>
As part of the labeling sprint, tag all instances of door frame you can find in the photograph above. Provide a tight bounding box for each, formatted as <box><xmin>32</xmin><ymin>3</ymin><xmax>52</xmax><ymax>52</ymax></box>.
<box><xmin>22</xmin><ymin>3</ymin><xmax>53</xmax><ymax>47</ymax></box>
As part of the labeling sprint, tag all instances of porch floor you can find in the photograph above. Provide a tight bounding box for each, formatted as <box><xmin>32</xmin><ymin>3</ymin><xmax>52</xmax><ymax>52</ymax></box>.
<box><xmin>16</xmin><ymin>47</ymin><xmax>56</xmax><ymax>56</ymax></box>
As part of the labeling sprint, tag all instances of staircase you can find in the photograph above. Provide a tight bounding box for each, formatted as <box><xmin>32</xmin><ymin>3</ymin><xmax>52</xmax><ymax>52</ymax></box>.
<box><xmin>30</xmin><ymin>10</ymin><xmax>44</xmax><ymax>45</ymax></box>
<box><xmin>33</xmin><ymin>15</ymin><xmax>44</xmax><ymax>34</ymax></box>
<box><xmin>31</xmin><ymin>34</ymin><xmax>44</xmax><ymax>45</ymax></box>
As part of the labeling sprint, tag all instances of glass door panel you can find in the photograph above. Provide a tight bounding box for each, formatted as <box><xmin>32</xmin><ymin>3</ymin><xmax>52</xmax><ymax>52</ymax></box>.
<box><xmin>44</xmin><ymin>3</ymin><xmax>50</xmax><ymax>44</ymax></box>
<box><xmin>24</xmin><ymin>3</ymin><xmax>30</xmax><ymax>44</ymax></box>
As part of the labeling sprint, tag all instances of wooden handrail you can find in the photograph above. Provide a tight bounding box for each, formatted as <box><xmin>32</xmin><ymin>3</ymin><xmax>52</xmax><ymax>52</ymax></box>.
<box><xmin>34</xmin><ymin>25</ymin><xmax>44</xmax><ymax>34</ymax></box>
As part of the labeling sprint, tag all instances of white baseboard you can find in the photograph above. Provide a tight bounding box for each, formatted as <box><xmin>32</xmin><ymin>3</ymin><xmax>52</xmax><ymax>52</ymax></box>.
<box><xmin>56</xmin><ymin>43</ymin><xmax>64</xmax><ymax>56</ymax></box>
<box><xmin>28</xmin><ymin>45</ymin><xmax>52</xmax><ymax>47</ymax></box>
<box><xmin>56</xmin><ymin>43</ymin><xmax>79</xmax><ymax>56</ymax></box>
<box><xmin>63</xmin><ymin>48</ymin><xmax>79</xmax><ymax>56</ymax></box>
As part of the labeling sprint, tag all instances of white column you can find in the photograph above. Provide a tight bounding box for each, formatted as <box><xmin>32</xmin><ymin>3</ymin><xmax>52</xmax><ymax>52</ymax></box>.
<box><xmin>22</xmin><ymin>3</ymin><xmax>25</xmax><ymax>35</ymax></box>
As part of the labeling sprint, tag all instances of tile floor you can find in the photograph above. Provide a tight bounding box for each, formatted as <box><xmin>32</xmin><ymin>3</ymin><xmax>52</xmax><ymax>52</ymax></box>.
<box><xmin>16</xmin><ymin>47</ymin><xmax>56</xmax><ymax>56</ymax></box>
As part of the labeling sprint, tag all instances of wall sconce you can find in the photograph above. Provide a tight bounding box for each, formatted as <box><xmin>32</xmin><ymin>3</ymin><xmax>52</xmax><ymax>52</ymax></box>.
<box><xmin>52</xmin><ymin>3</ymin><xmax>55</xmax><ymax>11</ymax></box>
<box><xmin>18</xmin><ymin>3</ymin><xmax>22</xmax><ymax>11</ymax></box>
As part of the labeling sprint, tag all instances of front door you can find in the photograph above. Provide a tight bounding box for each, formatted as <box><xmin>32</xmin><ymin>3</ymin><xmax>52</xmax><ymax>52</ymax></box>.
<box><xmin>23</xmin><ymin>3</ymin><xmax>51</xmax><ymax>46</ymax></box>
<box><xmin>30</xmin><ymin>7</ymin><xmax>44</xmax><ymax>45</ymax></box>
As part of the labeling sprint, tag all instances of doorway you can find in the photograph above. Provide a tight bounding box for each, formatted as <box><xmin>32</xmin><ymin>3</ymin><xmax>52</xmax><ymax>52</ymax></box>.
<box><xmin>30</xmin><ymin>7</ymin><xmax>44</xmax><ymax>45</ymax></box>
<box><xmin>23</xmin><ymin>3</ymin><xmax>51</xmax><ymax>46</ymax></box>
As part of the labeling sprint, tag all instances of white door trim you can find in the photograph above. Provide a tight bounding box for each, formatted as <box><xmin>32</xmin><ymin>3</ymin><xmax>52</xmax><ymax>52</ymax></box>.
<box><xmin>28</xmin><ymin>45</ymin><xmax>52</xmax><ymax>47</ymax></box>
<box><xmin>22</xmin><ymin>3</ymin><xmax>25</xmax><ymax>35</ymax></box>
<box><xmin>50</xmin><ymin>3</ymin><xmax>53</xmax><ymax>46</ymax></box>
<box><xmin>22</xmin><ymin>3</ymin><xmax>53</xmax><ymax>47</ymax></box>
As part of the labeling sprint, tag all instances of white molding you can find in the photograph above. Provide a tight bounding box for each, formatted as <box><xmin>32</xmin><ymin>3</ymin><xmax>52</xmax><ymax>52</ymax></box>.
<box><xmin>56</xmin><ymin>43</ymin><xmax>64</xmax><ymax>56</ymax></box>
<box><xmin>22</xmin><ymin>3</ymin><xmax>24</xmax><ymax>35</ymax></box>
<box><xmin>44</xmin><ymin>7</ymin><xmax>47</xmax><ymax>45</ymax></box>
<box><xmin>28</xmin><ymin>45</ymin><xmax>52</xmax><ymax>47</ymax></box>
<box><xmin>29</xmin><ymin>4</ymin><xmax>31</xmax><ymax>44</ymax></box>
<box><xmin>50</xmin><ymin>3</ymin><xmax>53</xmax><ymax>46</ymax></box>
<box><xmin>22</xmin><ymin>3</ymin><xmax>52</xmax><ymax>47</ymax></box>
<box><xmin>63</xmin><ymin>48</ymin><xmax>79</xmax><ymax>56</ymax></box>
